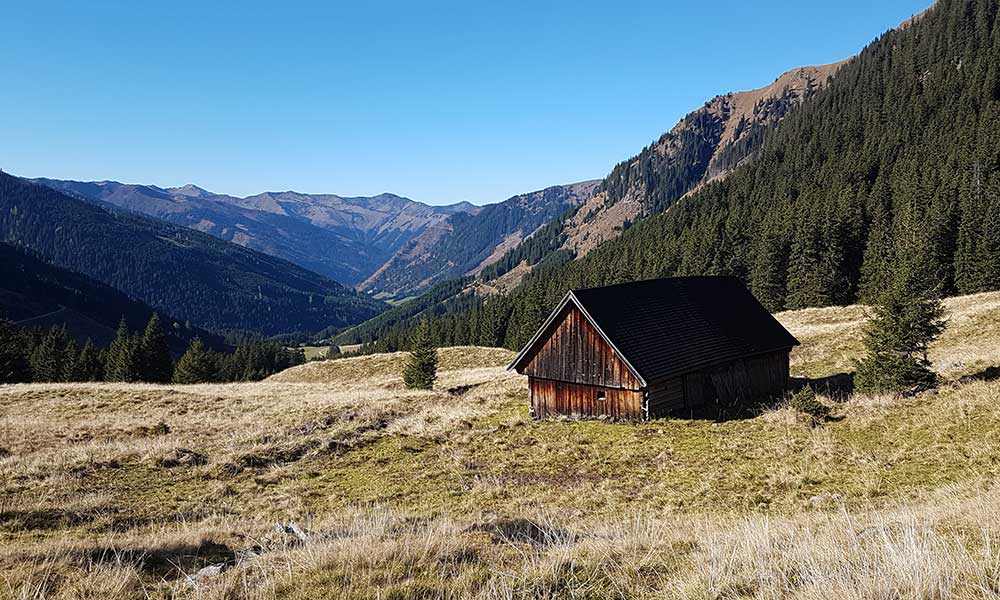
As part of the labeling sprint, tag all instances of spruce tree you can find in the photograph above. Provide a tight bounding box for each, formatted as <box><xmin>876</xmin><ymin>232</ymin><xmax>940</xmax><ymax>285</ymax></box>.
<box><xmin>855</xmin><ymin>203</ymin><xmax>947</xmax><ymax>394</ymax></box>
<box><xmin>75</xmin><ymin>339</ymin><xmax>103</xmax><ymax>382</ymax></box>
<box><xmin>0</xmin><ymin>319</ymin><xmax>30</xmax><ymax>384</ymax></box>
<box><xmin>173</xmin><ymin>338</ymin><xmax>219</xmax><ymax>384</ymax></box>
<box><xmin>60</xmin><ymin>338</ymin><xmax>79</xmax><ymax>382</ymax></box>
<box><xmin>138</xmin><ymin>313</ymin><xmax>173</xmax><ymax>383</ymax></box>
<box><xmin>403</xmin><ymin>319</ymin><xmax>438</xmax><ymax>390</ymax></box>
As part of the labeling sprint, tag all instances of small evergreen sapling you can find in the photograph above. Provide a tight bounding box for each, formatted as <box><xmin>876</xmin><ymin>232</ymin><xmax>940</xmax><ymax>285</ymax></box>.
<box><xmin>403</xmin><ymin>320</ymin><xmax>438</xmax><ymax>390</ymax></box>
<box><xmin>788</xmin><ymin>386</ymin><xmax>830</xmax><ymax>425</ymax></box>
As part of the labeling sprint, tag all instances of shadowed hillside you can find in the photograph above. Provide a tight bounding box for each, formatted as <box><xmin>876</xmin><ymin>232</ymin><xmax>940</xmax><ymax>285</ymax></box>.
<box><xmin>0</xmin><ymin>243</ymin><xmax>217</xmax><ymax>351</ymax></box>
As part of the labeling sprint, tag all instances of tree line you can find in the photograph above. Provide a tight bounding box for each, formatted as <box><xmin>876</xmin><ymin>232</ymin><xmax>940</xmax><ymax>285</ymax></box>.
<box><xmin>0</xmin><ymin>314</ymin><xmax>304</xmax><ymax>385</ymax></box>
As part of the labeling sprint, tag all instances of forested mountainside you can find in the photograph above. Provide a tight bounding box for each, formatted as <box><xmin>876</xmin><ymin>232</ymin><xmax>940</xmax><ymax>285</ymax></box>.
<box><xmin>359</xmin><ymin>180</ymin><xmax>599</xmax><ymax>298</ymax></box>
<box><xmin>34</xmin><ymin>178</ymin><xmax>474</xmax><ymax>286</ymax></box>
<box><xmin>347</xmin><ymin>0</ymin><xmax>1000</xmax><ymax>353</ymax></box>
<box><xmin>333</xmin><ymin>277</ymin><xmax>476</xmax><ymax>346</ymax></box>
<box><xmin>0</xmin><ymin>243</ymin><xmax>217</xmax><ymax>352</ymax></box>
<box><xmin>0</xmin><ymin>173</ymin><xmax>385</xmax><ymax>335</ymax></box>
<box><xmin>476</xmin><ymin>61</ymin><xmax>845</xmax><ymax>286</ymax></box>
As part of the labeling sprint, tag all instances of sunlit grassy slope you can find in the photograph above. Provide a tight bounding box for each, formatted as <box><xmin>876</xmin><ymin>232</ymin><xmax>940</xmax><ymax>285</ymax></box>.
<box><xmin>2</xmin><ymin>292</ymin><xmax>1000</xmax><ymax>599</ymax></box>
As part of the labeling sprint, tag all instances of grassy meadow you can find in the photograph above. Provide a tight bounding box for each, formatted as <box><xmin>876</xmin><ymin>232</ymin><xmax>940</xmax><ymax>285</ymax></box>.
<box><xmin>2</xmin><ymin>292</ymin><xmax>1000</xmax><ymax>598</ymax></box>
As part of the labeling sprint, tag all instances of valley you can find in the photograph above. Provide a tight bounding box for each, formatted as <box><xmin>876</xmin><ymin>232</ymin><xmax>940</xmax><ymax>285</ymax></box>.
<box><xmin>3</xmin><ymin>1</ymin><xmax>999</xmax><ymax>597</ymax></box>
<box><xmin>0</xmin><ymin>174</ymin><xmax>384</xmax><ymax>336</ymax></box>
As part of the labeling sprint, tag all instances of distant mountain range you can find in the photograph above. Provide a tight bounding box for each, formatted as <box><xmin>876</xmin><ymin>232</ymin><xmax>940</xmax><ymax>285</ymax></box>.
<box><xmin>34</xmin><ymin>177</ymin><xmax>599</xmax><ymax>299</ymax></box>
<box><xmin>0</xmin><ymin>173</ymin><xmax>385</xmax><ymax>335</ymax></box>
<box><xmin>33</xmin><ymin>178</ymin><xmax>475</xmax><ymax>288</ymax></box>
<box><xmin>360</xmin><ymin>180</ymin><xmax>599</xmax><ymax>298</ymax></box>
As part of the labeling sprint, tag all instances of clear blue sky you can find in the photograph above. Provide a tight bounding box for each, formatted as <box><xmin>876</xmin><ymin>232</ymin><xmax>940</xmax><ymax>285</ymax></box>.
<box><xmin>1</xmin><ymin>0</ymin><xmax>931</xmax><ymax>205</ymax></box>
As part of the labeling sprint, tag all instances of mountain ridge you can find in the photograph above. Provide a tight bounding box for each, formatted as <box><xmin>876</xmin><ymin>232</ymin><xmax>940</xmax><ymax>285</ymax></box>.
<box><xmin>358</xmin><ymin>180</ymin><xmax>600</xmax><ymax>298</ymax></box>
<box><xmin>1</xmin><ymin>173</ymin><xmax>386</xmax><ymax>335</ymax></box>
<box><xmin>32</xmin><ymin>178</ymin><xmax>478</xmax><ymax>287</ymax></box>
<box><xmin>35</xmin><ymin>176</ymin><xmax>597</xmax><ymax>299</ymax></box>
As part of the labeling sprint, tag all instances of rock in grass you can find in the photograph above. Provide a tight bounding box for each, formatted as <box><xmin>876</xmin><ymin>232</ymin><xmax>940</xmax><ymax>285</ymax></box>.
<box><xmin>183</xmin><ymin>563</ymin><xmax>227</xmax><ymax>589</ymax></box>
<box><xmin>156</xmin><ymin>448</ymin><xmax>208</xmax><ymax>468</ymax></box>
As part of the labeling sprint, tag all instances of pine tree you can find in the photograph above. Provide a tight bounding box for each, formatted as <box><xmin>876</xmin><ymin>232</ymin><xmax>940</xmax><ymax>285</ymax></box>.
<box><xmin>173</xmin><ymin>338</ymin><xmax>219</xmax><ymax>384</ymax></box>
<box><xmin>855</xmin><ymin>202</ymin><xmax>947</xmax><ymax>394</ymax></box>
<box><xmin>403</xmin><ymin>320</ymin><xmax>438</xmax><ymax>390</ymax></box>
<box><xmin>105</xmin><ymin>318</ymin><xmax>139</xmax><ymax>382</ymax></box>
<box><xmin>137</xmin><ymin>313</ymin><xmax>173</xmax><ymax>383</ymax></box>
<box><xmin>0</xmin><ymin>319</ymin><xmax>30</xmax><ymax>384</ymax></box>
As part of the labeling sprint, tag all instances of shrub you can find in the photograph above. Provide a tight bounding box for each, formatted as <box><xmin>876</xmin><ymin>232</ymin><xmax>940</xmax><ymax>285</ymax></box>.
<box><xmin>789</xmin><ymin>386</ymin><xmax>830</xmax><ymax>425</ymax></box>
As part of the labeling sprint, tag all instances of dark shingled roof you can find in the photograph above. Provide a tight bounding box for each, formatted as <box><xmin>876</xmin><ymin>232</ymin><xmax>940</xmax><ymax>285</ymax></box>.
<box><xmin>510</xmin><ymin>276</ymin><xmax>799</xmax><ymax>385</ymax></box>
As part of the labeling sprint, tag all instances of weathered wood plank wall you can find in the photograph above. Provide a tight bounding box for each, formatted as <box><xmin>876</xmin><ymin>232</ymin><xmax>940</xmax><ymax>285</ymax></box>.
<box><xmin>646</xmin><ymin>377</ymin><xmax>685</xmax><ymax>417</ymax></box>
<box><xmin>707</xmin><ymin>350</ymin><xmax>790</xmax><ymax>407</ymax></box>
<box><xmin>521</xmin><ymin>305</ymin><xmax>640</xmax><ymax>390</ymax></box>
<box><xmin>530</xmin><ymin>378</ymin><xmax>643</xmax><ymax>420</ymax></box>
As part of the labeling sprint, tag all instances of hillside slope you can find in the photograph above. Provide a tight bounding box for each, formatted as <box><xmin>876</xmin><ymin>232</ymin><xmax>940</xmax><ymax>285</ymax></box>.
<box><xmin>0</xmin><ymin>243</ymin><xmax>216</xmax><ymax>351</ymax></box>
<box><xmin>0</xmin><ymin>173</ymin><xmax>385</xmax><ymax>335</ymax></box>
<box><xmin>560</xmin><ymin>61</ymin><xmax>845</xmax><ymax>257</ymax></box>
<box><xmin>2</xmin><ymin>291</ymin><xmax>1000</xmax><ymax>597</ymax></box>
<box><xmin>359</xmin><ymin>180</ymin><xmax>599</xmax><ymax>297</ymax></box>
<box><xmin>471</xmin><ymin>61</ymin><xmax>847</xmax><ymax>293</ymax></box>
<box><xmin>34</xmin><ymin>178</ymin><xmax>474</xmax><ymax>286</ymax></box>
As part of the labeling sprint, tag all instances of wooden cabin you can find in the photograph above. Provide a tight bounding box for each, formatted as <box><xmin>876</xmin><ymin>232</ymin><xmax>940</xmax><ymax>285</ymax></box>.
<box><xmin>507</xmin><ymin>277</ymin><xmax>800</xmax><ymax>420</ymax></box>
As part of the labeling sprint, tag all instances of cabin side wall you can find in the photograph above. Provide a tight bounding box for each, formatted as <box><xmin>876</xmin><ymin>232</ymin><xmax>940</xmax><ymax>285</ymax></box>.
<box><xmin>521</xmin><ymin>304</ymin><xmax>641</xmax><ymax>390</ymax></box>
<box><xmin>647</xmin><ymin>349</ymin><xmax>791</xmax><ymax>418</ymax></box>
<box><xmin>646</xmin><ymin>378</ymin><xmax>685</xmax><ymax>416</ymax></box>
<box><xmin>530</xmin><ymin>377</ymin><xmax>644</xmax><ymax>420</ymax></box>
<box><xmin>708</xmin><ymin>349</ymin><xmax>791</xmax><ymax>407</ymax></box>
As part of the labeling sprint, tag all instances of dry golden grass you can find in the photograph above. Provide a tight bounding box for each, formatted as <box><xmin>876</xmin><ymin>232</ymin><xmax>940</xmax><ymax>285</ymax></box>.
<box><xmin>3</xmin><ymin>294</ymin><xmax>1000</xmax><ymax>598</ymax></box>
<box><xmin>777</xmin><ymin>290</ymin><xmax>1000</xmax><ymax>379</ymax></box>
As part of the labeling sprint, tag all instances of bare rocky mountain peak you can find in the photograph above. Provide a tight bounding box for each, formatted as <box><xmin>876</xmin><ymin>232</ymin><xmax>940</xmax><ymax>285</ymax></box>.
<box><xmin>169</xmin><ymin>183</ymin><xmax>214</xmax><ymax>198</ymax></box>
<box><xmin>552</xmin><ymin>58</ymin><xmax>847</xmax><ymax>267</ymax></box>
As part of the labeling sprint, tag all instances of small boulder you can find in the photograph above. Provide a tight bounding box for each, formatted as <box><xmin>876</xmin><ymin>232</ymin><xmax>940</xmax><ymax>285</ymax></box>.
<box><xmin>156</xmin><ymin>448</ymin><xmax>208</xmax><ymax>468</ymax></box>
<box><xmin>182</xmin><ymin>562</ymin><xmax>227</xmax><ymax>590</ymax></box>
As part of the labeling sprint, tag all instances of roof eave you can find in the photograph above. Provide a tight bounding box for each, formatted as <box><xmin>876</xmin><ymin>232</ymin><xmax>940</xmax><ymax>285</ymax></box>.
<box><xmin>569</xmin><ymin>291</ymin><xmax>648</xmax><ymax>388</ymax></box>
<box><xmin>507</xmin><ymin>290</ymin><xmax>648</xmax><ymax>388</ymax></box>
<box><xmin>506</xmin><ymin>291</ymin><xmax>574</xmax><ymax>372</ymax></box>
